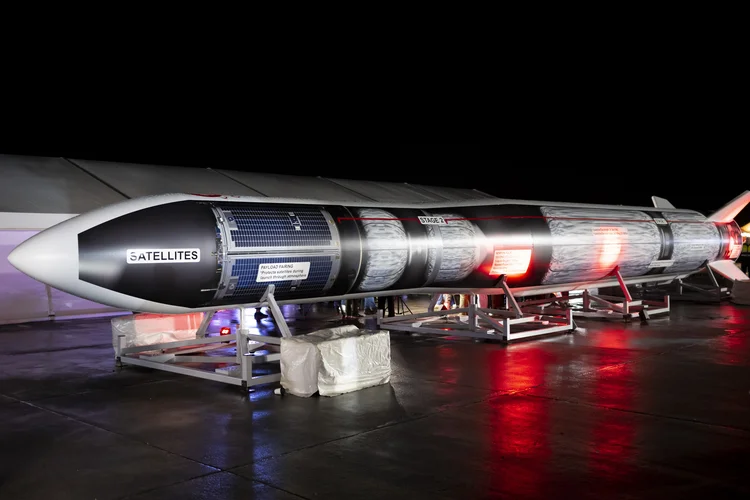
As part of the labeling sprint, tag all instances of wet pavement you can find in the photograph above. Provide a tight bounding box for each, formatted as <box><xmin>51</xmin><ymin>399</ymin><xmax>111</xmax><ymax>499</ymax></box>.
<box><xmin>0</xmin><ymin>298</ymin><xmax>749</xmax><ymax>499</ymax></box>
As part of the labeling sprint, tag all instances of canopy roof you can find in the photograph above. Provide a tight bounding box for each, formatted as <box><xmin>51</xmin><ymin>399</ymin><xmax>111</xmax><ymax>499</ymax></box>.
<box><xmin>0</xmin><ymin>154</ymin><xmax>496</xmax><ymax>229</ymax></box>
<box><xmin>5</xmin><ymin>154</ymin><xmax>747</xmax><ymax>231</ymax></box>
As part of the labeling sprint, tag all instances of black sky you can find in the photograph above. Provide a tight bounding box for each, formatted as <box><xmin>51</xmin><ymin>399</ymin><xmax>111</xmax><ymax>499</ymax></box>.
<box><xmin>4</xmin><ymin>40</ymin><xmax>745</xmax><ymax>224</ymax></box>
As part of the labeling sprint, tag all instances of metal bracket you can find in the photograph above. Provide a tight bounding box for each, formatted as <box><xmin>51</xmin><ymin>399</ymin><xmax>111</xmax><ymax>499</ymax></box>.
<box><xmin>706</xmin><ymin>262</ymin><xmax>720</xmax><ymax>289</ymax></box>
<box><xmin>611</xmin><ymin>265</ymin><xmax>633</xmax><ymax>302</ymax></box>
<box><xmin>428</xmin><ymin>293</ymin><xmax>440</xmax><ymax>311</ymax></box>
<box><xmin>499</xmin><ymin>275</ymin><xmax>523</xmax><ymax>318</ymax></box>
<box><xmin>45</xmin><ymin>284</ymin><xmax>55</xmax><ymax>318</ymax></box>
<box><xmin>257</xmin><ymin>285</ymin><xmax>292</xmax><ymax>338</ymax></box>
<box><xmin>195</xmin><ymin>310</ymin><xmax>215</xmax><ymax>339</ymax></box>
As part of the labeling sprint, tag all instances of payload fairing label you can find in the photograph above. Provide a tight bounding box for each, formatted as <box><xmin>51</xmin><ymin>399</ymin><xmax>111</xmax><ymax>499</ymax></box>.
<box><xmin>256</xmin><ymin>262</ymin><xmax>311</xmax><ymax>282</ymax></box>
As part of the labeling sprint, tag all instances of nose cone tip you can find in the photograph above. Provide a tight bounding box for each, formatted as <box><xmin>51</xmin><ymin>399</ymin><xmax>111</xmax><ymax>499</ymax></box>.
<box><xmin>7</xmin><ymin>239</ymin><xmax>40</xmax><ymax>279</ymax></box>
<box><xmin>7</xmin><ymin>245</ymin><xmax>25</xmax><ymax>272</ymax></box>
<box><xmin>7</xmin><ymin>230</ymin><xmax>76</xmax><ymax>287</ymax></box>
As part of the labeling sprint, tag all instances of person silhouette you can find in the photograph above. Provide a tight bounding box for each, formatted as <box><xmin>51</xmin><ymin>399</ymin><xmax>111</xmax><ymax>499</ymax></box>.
<box><xmin>378</xmin><ymin>295</ymin><xmax>395</xmax><ymax>317</ymax></box>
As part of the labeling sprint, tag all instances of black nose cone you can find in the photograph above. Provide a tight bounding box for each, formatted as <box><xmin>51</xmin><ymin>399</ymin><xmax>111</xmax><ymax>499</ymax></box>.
<box><xmin>78</xmin><ymin>201</ymin><xmax>220</xmax><ymax>308</ymax></box>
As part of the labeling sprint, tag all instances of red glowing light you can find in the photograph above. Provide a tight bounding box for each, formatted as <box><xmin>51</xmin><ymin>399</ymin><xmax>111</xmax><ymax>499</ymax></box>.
<box><xmin>489</xmin><ymin>248</ymin><xmax>532</xmax><ymax>276</ymax></box>
<box><xmin>594</xmin><ymin>227</ymin><xmax>625</xmax><ymax>267</ymax></box>
<box><xmin>220</xmin><ymin>326</ymin><xmax>231</xmax><ymax>335</ymax></box>
<box><xmin>722</xmin><ymin>223</ymin><xmax>743</xmax><ymax>260</ymax></box>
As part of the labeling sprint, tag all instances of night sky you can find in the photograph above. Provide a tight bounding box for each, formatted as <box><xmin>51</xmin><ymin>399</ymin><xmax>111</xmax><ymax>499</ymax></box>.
<box><xmin>8</xmin><ymin>141</ymin><xmax>748</xmax><ymax>225</ymax></box>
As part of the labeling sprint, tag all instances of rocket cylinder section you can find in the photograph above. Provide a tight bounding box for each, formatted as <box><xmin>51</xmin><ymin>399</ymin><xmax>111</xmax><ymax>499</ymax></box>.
<box><xmin>7</xmin><ymin>194</ymin><xmax>744</xmax><ymax>314</ymax></box>
<box><xmin>209</xmin><ymin>205</ymin><xmax>342</xmax><ymax>303</ymax></box>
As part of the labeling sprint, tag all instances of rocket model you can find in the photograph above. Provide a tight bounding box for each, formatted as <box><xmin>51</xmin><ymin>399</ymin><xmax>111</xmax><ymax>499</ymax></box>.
<box><xmin>7</xmin><ymin>191</ymin><xmax>750</xmax><ymax>314</ymax></box>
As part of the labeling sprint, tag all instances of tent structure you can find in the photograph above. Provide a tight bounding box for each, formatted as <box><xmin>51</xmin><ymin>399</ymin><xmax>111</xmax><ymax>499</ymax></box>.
<box><xmin>0</xmin><ymin>154</ymin><xmax>496</xmax><ymax>324</ymax></box>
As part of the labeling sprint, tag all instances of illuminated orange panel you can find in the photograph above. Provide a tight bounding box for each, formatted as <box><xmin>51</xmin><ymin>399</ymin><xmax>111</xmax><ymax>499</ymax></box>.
<box><xmin>489</xmin><ymin>248</ymin><xmax>532</xmax><ymax>276</ymax></box>
<box><xmin>594</xmin><ymin>227</ymin><xmax>625</xmax><ymax>267</ymax></box>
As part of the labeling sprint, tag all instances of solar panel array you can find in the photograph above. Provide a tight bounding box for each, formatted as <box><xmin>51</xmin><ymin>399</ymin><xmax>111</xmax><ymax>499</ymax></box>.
<box><xmin>220</xmin><ymin>206</ymin><xmax>332</xmax><ymax>248</ymax></box>
<box><xmin>225</xmin><ymin>256</ymin><xmax>334</xmax><ymax>300</ymax></box>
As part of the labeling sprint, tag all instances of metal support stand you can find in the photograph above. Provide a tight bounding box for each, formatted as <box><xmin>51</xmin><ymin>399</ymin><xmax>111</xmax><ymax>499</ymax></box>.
<box><xmin>45</xmin><ymin>285</ymin><xmax>55</xmax><ymax>319</ymax></box>
<box><xmin>670</xmin><ymin>264</ymin><xmax>732</xmax><ymax>302</ymax></box>
<box><xmin>572</xmin><ymin>266</ymin><xmax>670</xmax><ymax>321</ymax></box>
<box><xmin>258</xmin><ymin>285</ymin><xmax>292</xmax><ymax>338</ymax></box>
<box><xmin>114</xmin><ymin>285</ymin><xmax>288</xmax><ymax>392</ymax></box>
<box><xmin>637</xmin><ymin>261</ymin><xmax>732</xmax><ymax>303</ymax></box>
<box><xmin>395</xmin><ymin>295</ymin><xmax>412</xmax><ymax>315</ymax></box>
<box><xmin>195</xmin><ymin>310</ymin><xmax>213</xmax><ymax>339</ymax></box>
<box><xmin>379</xmin><ymin>276</ymin><xmax>575</xmax><ymax>342</ymax></box>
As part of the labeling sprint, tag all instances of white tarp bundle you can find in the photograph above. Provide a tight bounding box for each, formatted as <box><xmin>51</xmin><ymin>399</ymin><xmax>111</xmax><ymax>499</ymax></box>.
<box><xmin>112</xmin><ymin>312</ymin><xmax>205</xmax><ymax>348</ymax></box>
<box><xmin>280</xmin><ymin>325</ymin><xmax>391</xmax><ymax>397</ymax></box>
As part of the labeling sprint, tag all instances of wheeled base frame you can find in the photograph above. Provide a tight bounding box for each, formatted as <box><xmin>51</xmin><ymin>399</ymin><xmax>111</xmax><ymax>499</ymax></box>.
<box><xmin>661</xmin><ymin>265</ymin><xmax>731</xmax><ymax>303</ymax></box>
<box><xmin>114</xmin><ymin>285</ymin><xmax>290</xmax><ymax>392</ymax></box>
<box><xmin>569</xmin><ymin>267</ymin><xmax>670</xmax><ymax>321</ymax></box>
<box><xmin>380</xmin><ymin>270</ymin><xmax>674</xmax><ymax>341</ymax></box>
<box><xmin>380</xmin><ymin>276</ymin><xmax>575</xmax><ymax>342</ymax></box>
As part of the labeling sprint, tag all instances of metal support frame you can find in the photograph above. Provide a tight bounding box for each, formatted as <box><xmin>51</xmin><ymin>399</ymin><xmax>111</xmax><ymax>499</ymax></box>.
<box><xmin>114</xmin><ymin>285</ymin><xmax>289</xmax><ymax>392</ymax></box>
<box><xmin>633</xmin><ymin>261</ymin><xmax>732</xmax><ymax>304</ymax></box>
<box><xmin>499</xmin><ymin>276</ymin><xmax>523</xmax><ymax>318</ymax></box>
<box><xmin>379</xmin><ymin>277</ymin><xmax>575</xmax><ymax>342</ymax></box>
<box><xmin>572</xmin><ymin>267</ymin><xmax>670</xmax><ymax>321</ymax></box>
<box><xmin>394</xmin><ymin>295</ymin><xmax>412</xmax><ymax>315</ymax></box>
<box><xmin>382</xmin><ymin>269</ymin><xmax>676</xmax><ymax>338</ymax></box>
<box><xmin>45</xmin><ymin>285</ymin><xmax>55</xmax><ymax>319</ymax></box>
<box><xmin>670</xmin><ymin>264</ymin><xmax>732</xmax><ymax>302</ymax></box>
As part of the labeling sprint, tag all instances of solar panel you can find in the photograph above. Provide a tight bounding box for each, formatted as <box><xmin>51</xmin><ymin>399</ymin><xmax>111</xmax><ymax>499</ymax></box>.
<box><xmin>224</xmin><ymin>256</ymin><xmax>334</xmax><ymax>300</ymax></box>
<box><xmin>218</xmin><ymin>206</ymin><xmax>332</xmax><ymax>249</ymax></box>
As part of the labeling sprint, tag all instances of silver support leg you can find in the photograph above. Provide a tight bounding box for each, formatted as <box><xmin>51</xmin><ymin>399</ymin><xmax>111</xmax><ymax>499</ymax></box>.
<box><xmin>238</xmin><ymin>307</ymin><xmax>246</xmax><ymax>365</ymax></box>
<box><xmin>195</xmin><ymin>310</ymin><xmax>215</xmax><ymax>339</ymax></box>
<box><xmin>499</xmin><ymin>276</ymin><xmax>523</xmax><ymax>318</ymax></box>
<box><xmin>45</xmin><ymin>284</ymin><xmax>55</xmax><ymax>318</ymax></box>
<box><xmin>115</xmin><ymin>334</ymin><xmax>124</xmax><ymax>367</ymax></box>
<box><xmin>238</xmin><ymin>325</ymin><xmax>251</xmax><ymax>392</ymax></box>
<box><xmin>707</xmin><ymin>264</ymin><xmax>720</xmax><ymax>289</ymax></box>
<box><xmin>258</xmin><ymin>285</ymin><xmax>292</xmax><ymax>338</ymax></box>
<box><xmin>468</xmin><ymin>295</ymin><xmax>477</xmax><ymax>330</ymax></box>
<box><xmin>613</xmin><ymin>267</ymin><xmax>634</xmax><ymax>302</ymax></box>
<box><xmin>428</xmin><ymin>293</ymin><xmax>440</xmax><ymax>312</ymax></box>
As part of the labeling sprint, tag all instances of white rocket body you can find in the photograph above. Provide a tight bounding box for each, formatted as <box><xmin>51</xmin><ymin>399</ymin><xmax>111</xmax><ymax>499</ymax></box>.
<box><xmin>7</xmin><ymin>191</ymin><xmax>748</xmax><ymax>314</ymax></box>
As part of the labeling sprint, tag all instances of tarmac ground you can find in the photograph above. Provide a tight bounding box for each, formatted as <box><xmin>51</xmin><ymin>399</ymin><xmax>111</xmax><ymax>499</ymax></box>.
<box><xmin>1</xmin><ymin>296</ymin><xmax>749</xmax><ymax>499</ymax></box>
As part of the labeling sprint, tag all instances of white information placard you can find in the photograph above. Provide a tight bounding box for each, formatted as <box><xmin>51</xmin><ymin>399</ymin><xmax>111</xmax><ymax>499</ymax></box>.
<box><xmin>256</xmin><ymin>262</ymin><xmax>311</xmax><ymax>282</ymax></box>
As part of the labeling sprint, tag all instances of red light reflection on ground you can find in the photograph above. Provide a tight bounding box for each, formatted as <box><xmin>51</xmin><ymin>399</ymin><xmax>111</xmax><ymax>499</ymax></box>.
<box><xmin>489</xmin><ymin>347</ymin><xmax>556</xmax><ymax>393</ymax></box>
<box><xmin>596</xmin><ymin>333</ymin><xmax>629</xmax><ymax>350</ymax></box>
<box><xmin>436</xmin><ymin>346</ymin><xmax>459</xmax><ymax>386</ymax></box>
<box><xmin>714</xmin><ymin>304</ymin><xmax>750</xmax><ymax>327</ymax></box>
<box><xmin>486</xmin><ymin>347</ymin><xmax>552</xmax><ymax>496</ymax></box>
<box><xmin>714</xmin><ymin>329</ymin><xmax>750</xmax><ymax>366</ymax></box>
<box><xmin>588</xmin><ymin>336</ymin><xmax>636</xmax><ymax>478</ymax></box>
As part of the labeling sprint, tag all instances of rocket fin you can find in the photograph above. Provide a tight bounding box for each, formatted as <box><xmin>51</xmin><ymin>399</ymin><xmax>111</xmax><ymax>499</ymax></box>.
<box><xmin>709</xmin><ymin>260</ymin><xmax>750</xmax><ymax>282</ymax></box>
<box><xmin>651</xmin><ymin>196</ymin><xmax>675</xmax><ymax>208</ymax></box>
<box><xmin>706</xmin><ymin>190</ymin><xmax>750</xmax><ymax>222</ymax></box>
